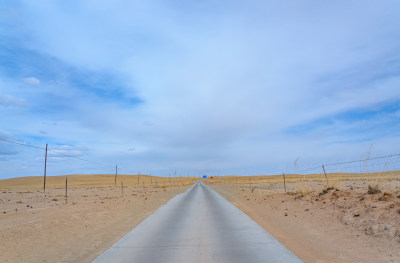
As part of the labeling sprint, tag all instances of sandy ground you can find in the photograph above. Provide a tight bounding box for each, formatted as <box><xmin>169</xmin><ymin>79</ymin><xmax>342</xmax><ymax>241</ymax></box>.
<box><xmin>0</xmin><ymin>185</ymin><xmax>189</xmax><ymax>263</ymax></box>
<box><xmin>211</xmin><ymin>179</ymin><xmax>400</xmax><ymax>263</ymax></box>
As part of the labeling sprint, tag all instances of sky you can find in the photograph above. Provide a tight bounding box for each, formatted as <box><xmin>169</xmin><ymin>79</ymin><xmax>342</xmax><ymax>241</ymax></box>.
<box><xmin>1</xmin><ymin>0</ymin><xmax>400</xmax><ymax>179</ymax></box>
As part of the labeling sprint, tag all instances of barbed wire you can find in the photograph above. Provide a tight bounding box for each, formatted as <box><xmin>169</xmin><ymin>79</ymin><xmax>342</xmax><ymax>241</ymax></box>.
<box><xmin>290</xmin><ymin>153</ymin><xmax>400</xmax><ymax>174</ymax></box>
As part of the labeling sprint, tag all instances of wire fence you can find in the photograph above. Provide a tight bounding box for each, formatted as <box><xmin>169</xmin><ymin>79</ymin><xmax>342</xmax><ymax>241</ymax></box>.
<box><xmin>291</xmin><ymin>153</ymin><xmax>400</xmax><ymax>176</ymax></box>
<box><xmin>204</xmin><ymin>152</ymin><xmax>400</xmax><ymax>194</ymax></box>
<box><xmin>1</xmin><ymin>138</ymin><xmax>400</xmax><ymax>261</ymax></box>
<box><xmin>2</xmin><ymin>137</ymin><xmax>400</xmax><ymax>196</ymax></box>
<box><xmin>0</xmin><ymin>138</ymin><xmax>197</xmax><ymax>183</ymax></box>
<box><xmin>0</xmin><ymin>138</ymin><xmax>199</xmax><ymax>214</ymax></box>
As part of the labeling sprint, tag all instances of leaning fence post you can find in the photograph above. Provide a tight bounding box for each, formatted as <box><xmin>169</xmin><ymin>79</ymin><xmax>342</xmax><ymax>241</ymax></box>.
<box><xmin>322</xmin><ymin>164</ymin><xmax>329</xmax><ymax>185</ymax></box>
<box><xmin>43</xmin><ymin>143</ymin><xmax>48</xmax><ymax>192</ymax></box>
<box><xmin>283</xmin><ymin>173</ymin><xmax>287</xmax><ymax>193</ymax></box>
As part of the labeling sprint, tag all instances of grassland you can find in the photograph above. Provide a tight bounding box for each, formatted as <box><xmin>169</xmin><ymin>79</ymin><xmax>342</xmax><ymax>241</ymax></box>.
<box><xmin>0</xmin><ymin>174</ymin><xmax>200</xmax><ymax>190</ymax></box>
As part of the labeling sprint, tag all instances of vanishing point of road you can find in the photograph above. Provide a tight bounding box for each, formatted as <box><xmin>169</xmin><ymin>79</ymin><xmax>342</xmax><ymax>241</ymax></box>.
<box><xmin>93</xmin><ymin>181</ymin><xmax>302</xmax><ymax>263</ymax></box>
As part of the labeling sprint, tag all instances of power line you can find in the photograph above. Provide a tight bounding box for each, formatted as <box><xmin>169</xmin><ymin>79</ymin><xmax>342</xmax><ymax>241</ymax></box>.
<box><xmin>0</xmin><ymin>138</ymin><xmax>114</xmax><ymax>168</ymax></box>
<box><xmin>0</xmin><ymin>138</ymin><xmax>45</xmax><ymax>150</ymax></box>
<box><xmin>2</xmin><ymin>137</ymin><xmax>399</xmax><ymax>176</ymax></box>
<box><xmin>47</xmin><ymin>149</ymin><xmax>114</xmax><ymax>168</ymax></box>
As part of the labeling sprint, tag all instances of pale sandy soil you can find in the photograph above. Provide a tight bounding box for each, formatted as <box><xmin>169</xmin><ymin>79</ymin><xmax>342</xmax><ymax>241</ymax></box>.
<box><xmin>211</xmin><ymin>179</ymin><xmax>400</xmax><ymax>263</ymax></box>
<box><xmin>0</xmin><ymin>185</ymin><xmax>188</xmax><ymax>263</ymax></box>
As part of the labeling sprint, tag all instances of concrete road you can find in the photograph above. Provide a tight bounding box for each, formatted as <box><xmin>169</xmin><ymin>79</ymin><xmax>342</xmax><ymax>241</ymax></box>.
<box><xmin>93</xmin><ymin>181</ymin><xmax>302</xmax><ymax>263</ymax></box>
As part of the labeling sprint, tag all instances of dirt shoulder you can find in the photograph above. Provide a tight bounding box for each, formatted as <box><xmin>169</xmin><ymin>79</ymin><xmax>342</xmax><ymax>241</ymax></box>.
<box><xmin>211</xmin><ymin>182</ymin><xmax>400</xmax><ymax>263</ymax></box>
<box><xmin>0</xmin><ymin>185</ymin><xmax>189</xmax><ymax>263</ymax></box>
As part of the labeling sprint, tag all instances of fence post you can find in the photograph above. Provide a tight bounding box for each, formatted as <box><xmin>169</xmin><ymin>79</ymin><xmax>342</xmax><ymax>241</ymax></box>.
<box><xmin>137</xmin><ymin>172</ymin><xmax>140</xmax><ymax>186</ymax></box>
<box><xmin>65</xmin><ymin>175</ymin><xmax>68</xmax><ymax>204</ymax></box>
<box><xmin>121</xmin><ymin>181</ymin><xmax>124</xmax><ymax>197</ymax></box>
<box><xmin>43</xmin><ymin>143</ymin><xmax>48</xmax><ymax>192</ymax></box>
<box><xmin>322</xmin><ymin>165</ymin><xmax>329</xmax><ymax>185</ymax></box>
<box><xmin>174</xmin><ymin>170</ymin><xmax>177</xmax><ymax>184</ymax></box>
<box><xmin>283</xmin><ymin>173</ymin><xmax>287</xmax><ymax>193</ymax></box>
<box><xmin>115</xmin><ymin>165</ymin><xmax>118</xmax><ymax>187</ymax></box>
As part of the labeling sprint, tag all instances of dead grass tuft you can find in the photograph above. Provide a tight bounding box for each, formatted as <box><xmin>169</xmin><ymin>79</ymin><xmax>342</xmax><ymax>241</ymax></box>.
<box><xmin>378</xmin><ymin>192</ymin><xmax>393</xmax><ymax>201</ymax></box>
<box><xmin>367</xmin><ymin>185</ymin><xmax>381</xmax><ymax>194</ymax></box>
<box><xmin>296</xmin><ymin>184</ymin><xmax>311</xmax><ymax>196</ymax></box>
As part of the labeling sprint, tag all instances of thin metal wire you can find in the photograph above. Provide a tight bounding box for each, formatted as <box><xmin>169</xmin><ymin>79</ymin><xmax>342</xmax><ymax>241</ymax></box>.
<box><xmin>0</xmin><ymin>138</ymin><xmax>114</xmax><ymax>168</ymax></box>
<box><xmin>0</xmin><ymin>138</ymin><xmax>45</xmax><ymax>150</ymax></box>
<box><xmin>287</xmin><ymin>153</ymin><xmax>400</xmax><ymax>174</ymax></box>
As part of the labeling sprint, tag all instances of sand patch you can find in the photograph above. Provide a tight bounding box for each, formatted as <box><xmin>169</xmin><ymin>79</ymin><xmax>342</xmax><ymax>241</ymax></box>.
<box><xmin>0</xmin><ymin>184</ymin><xmax>189</xmax><ymax>262</ymax></box>
<box><xmin>211</xmin><ymin>180</ymin><xmax>400</xmax><ymax>263</ymax></box>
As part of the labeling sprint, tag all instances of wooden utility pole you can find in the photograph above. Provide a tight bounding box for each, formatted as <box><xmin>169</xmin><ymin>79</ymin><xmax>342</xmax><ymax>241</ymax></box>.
<box><xmin>43</xmin><ymin>143</ymin><xmax>48</xmax><ymax>192</ymax></box>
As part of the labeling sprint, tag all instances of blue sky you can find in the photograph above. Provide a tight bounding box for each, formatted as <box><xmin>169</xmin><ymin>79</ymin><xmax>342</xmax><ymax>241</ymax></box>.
<box><xmin>1</xmin><ymin>0</ymin><xmax>400</xmax><ymax>179</ymax></box>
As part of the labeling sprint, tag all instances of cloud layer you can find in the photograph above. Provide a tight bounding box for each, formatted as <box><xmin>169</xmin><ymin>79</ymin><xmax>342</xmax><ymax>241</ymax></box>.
<box><xmin>1</xmin><ymin>0</ymin><xmax>400</xmax><ymax>178</ymax></box>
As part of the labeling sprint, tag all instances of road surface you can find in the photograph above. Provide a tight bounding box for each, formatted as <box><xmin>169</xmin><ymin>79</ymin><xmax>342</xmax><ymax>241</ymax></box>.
<box><xmin>93</xmin><ymin>181</ymin><xmax>302</xmax><ymax>263</ymax></box>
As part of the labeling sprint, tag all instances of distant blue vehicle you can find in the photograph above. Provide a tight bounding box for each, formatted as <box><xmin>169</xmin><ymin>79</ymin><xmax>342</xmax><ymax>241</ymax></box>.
<box><xmin>203</xmin><ymin>175</ymin><xmax>207</xmax><ymax>179</ymax></box>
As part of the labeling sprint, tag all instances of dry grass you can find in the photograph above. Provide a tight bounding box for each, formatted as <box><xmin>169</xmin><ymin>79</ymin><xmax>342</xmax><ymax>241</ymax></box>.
<box><xmin>205</xmin><ymin>171</ymin><xmax>400</xmax><ymax>185</ymax></box>
<box><xmin>204</xmin><ymin>171</ymin><xmax>400</xmax><ymax>195</ymax></box>
<box><xmin>0</xmin><ymin>174</ymin><xmax>200</xmax><ymax>190</ymax></box>
<box><xmin>296</xmin><ymin>183</ymin><xmax>311</xmax><ymax>196</ymax></box>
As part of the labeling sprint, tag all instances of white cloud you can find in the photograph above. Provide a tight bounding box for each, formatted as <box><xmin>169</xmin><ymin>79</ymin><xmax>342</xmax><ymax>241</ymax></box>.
<box><xmin>0</xmin><ymin>129</ymin><xmax>19</xmax><ymax>155</ymax></box>
<box><xmin>48</xmin><ymin>145</ymin><xmax>91</xmax><ymax>158</ymax></box>
<box><xmin>0</xmin><ymin>94</ymin><xmax>27</xmax><ymax>107</ymax></box>
<box><xmin>22</xmin><ymin>77</ymin><xmax>40</xmax><ymax>87</ymax></box>
<box><xmin>0</xmin><ymin>129</ymin><xmax>13</xmax><ymax>140</ymax></box>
